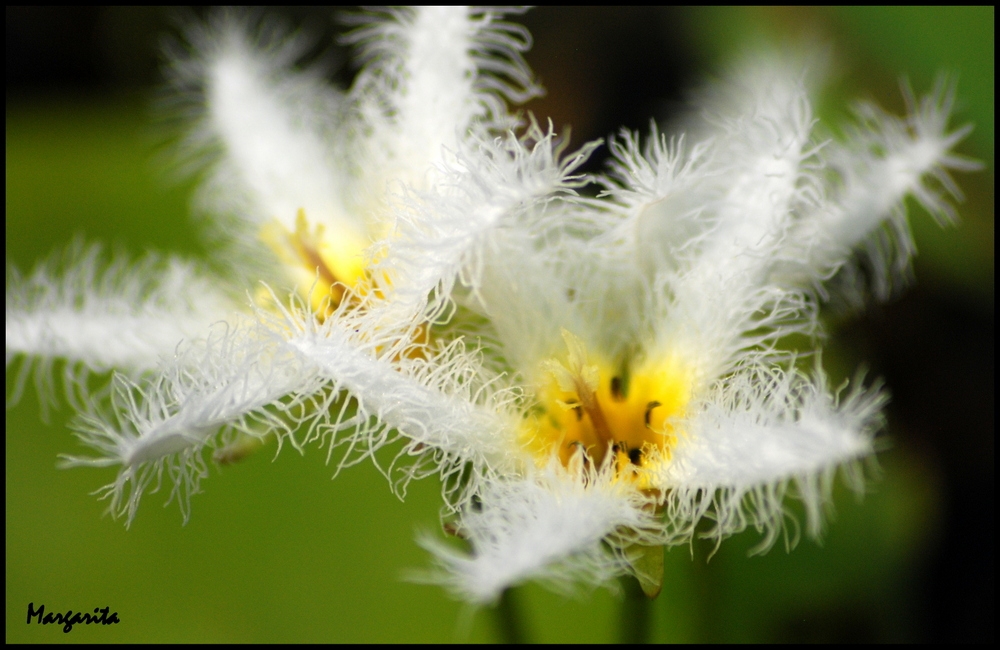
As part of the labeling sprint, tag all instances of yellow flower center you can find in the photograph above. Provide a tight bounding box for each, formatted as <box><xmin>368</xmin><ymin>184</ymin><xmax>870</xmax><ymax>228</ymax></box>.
<box><xmin>257</xmin><ymin>208</ymin><xmax>429</xmax><ymax>360</ymax></box>
<box><xmin>259</xmin><ymin>208</ymin><xmax>369</xmax><ymax>314</ymax></box>
<box><xmin>520</xmin><ymin>329</ymin><xmax>693</xmax><ymax>489</ymax></box>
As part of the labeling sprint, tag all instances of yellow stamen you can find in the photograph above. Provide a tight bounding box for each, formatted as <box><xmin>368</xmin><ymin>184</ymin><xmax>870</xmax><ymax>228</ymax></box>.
<box><xmin>521</xmin><ymin>330</ymin><xmax>694</xmax><ymax>490</ymax></box>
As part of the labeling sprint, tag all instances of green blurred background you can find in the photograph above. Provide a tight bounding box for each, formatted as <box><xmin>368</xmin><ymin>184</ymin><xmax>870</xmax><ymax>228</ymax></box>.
<box><xmin>6</xmin><ymin>7</ymin><xmax>993</xmax><ymax>643</ymax></box>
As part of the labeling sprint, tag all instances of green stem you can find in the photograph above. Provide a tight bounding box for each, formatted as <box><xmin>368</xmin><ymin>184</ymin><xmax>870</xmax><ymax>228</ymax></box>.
<box><xmin>620</xmin><ymin>575</ymin><xmax>653</xmax><ymax>644</ymax></box>
<box><xmin>494</xmin><ymin>587</ymin><xmax>528</xmax><ymax>644</ymax></box>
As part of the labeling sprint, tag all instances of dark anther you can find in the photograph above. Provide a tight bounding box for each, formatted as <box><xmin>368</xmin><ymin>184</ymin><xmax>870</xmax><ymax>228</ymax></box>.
<box><xmin>573</xmin><ymin>405</ymin><xmax>583</xmax><ymax>420</ymax></box>
<box><xmin>628</xmin><ymin>447</ymin><xmax>643</xmax><ymax>465</ymax></box>
<box><xmin>610</xmin><ymin>376</ymin><xmax>625</xmax><ymax>402</ymax></box>
<box><xmin>645</xmin><ymin>401</ymin><xmax>662</xmax><ymax>427</ymax></box>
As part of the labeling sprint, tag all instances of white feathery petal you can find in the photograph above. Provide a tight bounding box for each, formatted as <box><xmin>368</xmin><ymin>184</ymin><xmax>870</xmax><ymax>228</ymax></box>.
<box><xmin>374</xmin><ymin>124</ymin><xmax>600</xmax><ymax>327</ymax></box>
<box><xmin>347</xmin><ymin>7</ymin><xmax>541</xmax><ymax>195</ymax></box>
<box><xmin>353</xmin><ymin>6</ymin><xmax>481</xmax><ymax>177</ymax></box>
<box><xmin>473</xmin><ymin>250</ymin><xmax>585</xmax><ymax>384</ymax></box>
<box><xmin>783</xmin><ymin>78</ymin><xmax>980</xmax><ymax>299</ymax></box>
<box><xmin>597</xmin><ymin>125</ymin><xmax>814</xmax><ymax>379</ymax></box>
<box><xmin>419</xmin><ymin>463</ymin><xmax>652</xmax><ymax>604</ymax></box>
<box><xmin>167</xmin><ymin>14</ymin><xmax>365</xmax><ymax>257</ymax></box>
<box><xmin>649</xmin><ymin>278</ymin><xmax>816</xmax><ymax>388</ymax></box>
<box><xmin>663</xmin><ymin>58</ymin><xmax>817</xmax><ymax>339</ymax></box>
<box><xmin>61</xmin><ymin>318</ymin><xmax>324</xmax><ymax>525</ymax></box>
<box><xmin>600</xmin><ymin>127</ymin><xmax>717</xmax><ymax>277</ymax></box>
<box><xmin>6</xmin><ymin>243</ymin><xmax>235</xmax><ymax>376</ymax></box>
<box><xmin>278</xmin><ymin>299</ymin><xmax>523</xmax><ymax>489</ymax></box>
<box><xmin>662</xmin><ymin>361</ymin><xmax>883</xmax><ymax>546</ymax></box>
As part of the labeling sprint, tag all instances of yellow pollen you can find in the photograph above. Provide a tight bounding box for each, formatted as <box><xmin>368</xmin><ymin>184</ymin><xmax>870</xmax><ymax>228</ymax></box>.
<box><xmin>521</xmin><ymin>329</ymin><xmax>693</xmax><ymax>490</ymax></box>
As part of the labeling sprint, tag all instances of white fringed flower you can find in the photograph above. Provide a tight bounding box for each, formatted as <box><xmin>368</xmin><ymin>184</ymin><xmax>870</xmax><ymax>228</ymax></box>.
<box><xmin>6</xmin><ymin>7</ymin><xmax>539</xmax><ymax>524</ymax></box>
<box><xmin>7</xmin><ymin>8</ymin><xmax>975</xmax><ymax>601</ymax></box>
<box><xmin>365</xmin><ymin>55</ymin><xmax>973</xmax><ymax>603</ymax></box>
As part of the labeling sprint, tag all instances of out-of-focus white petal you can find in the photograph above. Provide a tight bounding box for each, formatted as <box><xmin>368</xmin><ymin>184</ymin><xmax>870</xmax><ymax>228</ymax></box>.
<box><xmin>690</xmin><ymin>56</ymin><xmax>815</xmax><ymax>274</ymax></box>
<box><xmin>783</xmin><ymin>79</ymin><xmax>980</xmax><ymax>301</ymax></box>
<box><xmin>6</xmin><ymin>243</ymin><xmax>235</xmax><ymax>375</ymax></box>
<box><xmin>166</xmin><ymin>14</ymin><xmax>366</xmax><ymax>273</ymax></box>
<box><xmin>419</xmin><ymin>465</ymin><xmax>651</xmax><ymax>604</ymax></box>
<box><xmin>347</xmin><ymin>7</ymin><xmax>541</xmax><ymax>197</ymax></box>
<box><xmin>631</xmin><ymin>58</ymin><xmax>822</xmax><ymax>378</ymax></box>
